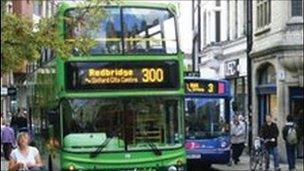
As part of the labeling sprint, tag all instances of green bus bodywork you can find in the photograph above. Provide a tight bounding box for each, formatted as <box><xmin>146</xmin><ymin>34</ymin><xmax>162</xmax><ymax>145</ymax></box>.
<box><xmin>44</xmin><ymin>2</ymin><xmax>186</xmax><ymax>171</ymax></box>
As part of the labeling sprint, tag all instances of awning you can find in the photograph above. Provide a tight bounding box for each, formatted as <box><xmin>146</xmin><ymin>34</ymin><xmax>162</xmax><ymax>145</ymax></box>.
<box><xmin>256</xmin><ymin>84</ymin><xmax>276</xmax><ymax>95</ymax></box>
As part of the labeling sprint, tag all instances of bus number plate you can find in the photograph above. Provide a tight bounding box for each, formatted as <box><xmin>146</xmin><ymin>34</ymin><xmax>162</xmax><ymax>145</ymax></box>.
<box><xmin>187</xmin><ymin>154</ymin><xmax>201</xmax><ymax>159</ymax></box>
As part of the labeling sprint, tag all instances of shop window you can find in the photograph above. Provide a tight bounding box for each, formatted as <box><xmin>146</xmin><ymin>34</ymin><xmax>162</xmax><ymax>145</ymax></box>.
<box><xmin>290</xmin><ymin>87</ymin><xmax>304</xmax><ymax>158</ymax></box>
<box><xmin>257</xmin><ymin>63</ymin><xmax>277</xmax><ymax>131</ymax></box>
<box><xmin>256</xmin><ymin>63</ymin><xmax>278</xmax><ymax>129</ymax></box>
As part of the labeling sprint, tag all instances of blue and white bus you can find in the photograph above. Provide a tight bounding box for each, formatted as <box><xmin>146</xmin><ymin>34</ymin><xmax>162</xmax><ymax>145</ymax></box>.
<box><xmin>184</xmin><ymin>77</ymin><xmax>232</xmax><ymax>167</ymax></box>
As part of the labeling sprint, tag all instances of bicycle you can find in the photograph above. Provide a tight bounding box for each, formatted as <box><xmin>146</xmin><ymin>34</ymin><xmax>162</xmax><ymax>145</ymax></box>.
<box><xmin>250</xmin><ymin>137</ymin><xmax>273</xmax><ymax>171</ymax></box>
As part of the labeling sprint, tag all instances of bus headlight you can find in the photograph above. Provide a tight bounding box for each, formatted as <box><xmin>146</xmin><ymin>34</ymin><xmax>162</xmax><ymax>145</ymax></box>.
<box><xmin>168</xmin><ymin>166</ymin><xmax>177</xmax><ymax>171</ymax></box>
<box><xmin>220</xmin><ymin>141</ymin><xmax>228</xmax><ymax>148</ymax></box>
<box><xmin>69</xmin><ymin>164</ymin><xmax>76</xmax><ymax>171</ymax></box>
<box><xmin>176</xmin><ymin>159</ymin><xmax>183</xmax><ymax>166</ymax></box>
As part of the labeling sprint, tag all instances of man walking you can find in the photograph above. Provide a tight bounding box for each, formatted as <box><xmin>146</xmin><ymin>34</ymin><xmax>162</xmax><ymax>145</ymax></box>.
<box><xmin>282</xmin><ymin>115</ymin><xmax>299</xmax><ymax>171</ymax></box>
<box><xmin>231</xmin><ymin>114</ymin><xmax>246</xmax><ymax>164</ymax></box>
<box><xmin>260</xmin><ymin>115</ymin><xmax>281</xmax><ymax>171</ymax></box>
<box><xmin>1</xmin><ymin>121</ymin><xmax>15</xmax><ymax>160</ymax></box>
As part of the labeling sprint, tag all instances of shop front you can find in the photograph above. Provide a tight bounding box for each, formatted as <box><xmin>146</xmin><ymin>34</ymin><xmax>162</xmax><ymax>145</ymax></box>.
<box><xmin>289</xmin><ymin>87</ymin><xmax>304</xmax><ymax>158</ymax></box>
<box><xmin>225</xmin><ymin>59</ymin><xmax>247</xmax><ymax>118</ymax></box>
<box><xmin>255</xmin><ymin>63</ymin><xmax>277</xmax><ymax>131</ymax></box>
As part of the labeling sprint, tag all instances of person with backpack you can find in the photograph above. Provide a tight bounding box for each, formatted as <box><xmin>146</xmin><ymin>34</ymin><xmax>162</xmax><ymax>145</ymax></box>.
<box><xmin>282</xmin><ymin>115</ymin><xmax>299</xmax><ymax>171</ymax></box>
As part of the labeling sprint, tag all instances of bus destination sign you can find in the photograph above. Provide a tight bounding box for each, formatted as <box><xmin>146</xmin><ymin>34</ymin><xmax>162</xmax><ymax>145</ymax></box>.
<box><xmin>185</xmin><ymin>80</ymin><xmax>226</xmax><ymax>94</ymax></box>
<box><xmin>65</xmin><ymin>61</ymin><xmax>180</xmax><ymax>91</ymax></box>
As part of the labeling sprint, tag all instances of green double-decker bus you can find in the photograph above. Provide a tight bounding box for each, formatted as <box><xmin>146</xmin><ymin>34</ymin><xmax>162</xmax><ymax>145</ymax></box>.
<box><xmin>44</xmin><ymin>2</ymin><xmax>186</xmax><ymax>171</ymax></box>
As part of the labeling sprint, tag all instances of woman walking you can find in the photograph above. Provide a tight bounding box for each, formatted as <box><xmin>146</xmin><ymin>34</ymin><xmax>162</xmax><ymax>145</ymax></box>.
<box><xmin>8</xmin><ymin>132</ymin><xmax>46</xmax><ymax>171</ymax></box>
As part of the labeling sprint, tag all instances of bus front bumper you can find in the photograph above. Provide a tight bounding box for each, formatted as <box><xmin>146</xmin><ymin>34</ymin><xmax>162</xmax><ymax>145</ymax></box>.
<box><xmin>60</xmin><ymin>148</ymin><xmax>186</xmax><ymax>171</ymax></box>
<box><xmin>186</xmin><ymin>148</ymin><xmax>230</xmax><ymax>164</ymax></box>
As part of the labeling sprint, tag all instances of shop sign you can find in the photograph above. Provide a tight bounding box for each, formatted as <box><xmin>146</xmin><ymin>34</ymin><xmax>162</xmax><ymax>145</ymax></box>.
<box><xmin>225</xmin><ymin>59</ymin><xmax>239</xmax><ymax>78</ymax></box>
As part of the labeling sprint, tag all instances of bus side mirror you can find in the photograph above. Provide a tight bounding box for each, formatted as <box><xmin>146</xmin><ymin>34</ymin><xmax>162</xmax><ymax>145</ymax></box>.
<box><xmin>187</xmin><ymin>100</ymin><xmax>196</xmax><ymax>113</ymax></box>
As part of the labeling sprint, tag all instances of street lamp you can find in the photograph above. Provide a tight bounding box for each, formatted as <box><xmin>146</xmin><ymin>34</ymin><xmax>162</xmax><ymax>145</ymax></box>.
<box><xmin>246</xmin><ymin>0</ymin><xmax>253</xmax><ymax>152</ymax></box>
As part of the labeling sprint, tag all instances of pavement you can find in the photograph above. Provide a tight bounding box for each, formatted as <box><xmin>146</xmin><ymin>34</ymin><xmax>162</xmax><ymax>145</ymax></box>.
<box><xmin>1</xmin><ymin>155</ymin><xmax>304</xmax><ymax>171</ymax></box>
<box><xmin>212</xmin><ymin>155</ymin><xmax>304</xmax><ymax>171</ymax></box>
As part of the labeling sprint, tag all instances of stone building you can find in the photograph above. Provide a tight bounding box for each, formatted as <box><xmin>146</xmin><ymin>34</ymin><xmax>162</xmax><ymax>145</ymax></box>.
<box><xmin>192</xmin><ymin>0</ymin><xmax>303</xmax><ymax>161</ymax></box>
<box><xmin>251</xmin><ymin>0</ymin><xmax>303</xmax><ymax>160</ymax></box>
<box><xmin>193</xmin><ymin>0</ymin><xmax>249</xmax><ymax>120</ymax></box>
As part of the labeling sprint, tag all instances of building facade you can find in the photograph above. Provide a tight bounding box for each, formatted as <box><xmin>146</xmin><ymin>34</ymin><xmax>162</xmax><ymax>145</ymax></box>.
<box><xmin>1</xmin><ymin>0</ymin><xmax>33</xmax><ymax>121</ymax></box>
<box><xmin>251</xmin><ymin>0</ymin><xmax>303</xmax><ymax>160</ymax></box>
<box><xmin>194</xmin><ymin>0</ymin><xmax>249</xmax><ymax>120</ymax></box>
<box><xmin>1</xmin><ymin>0</ymin><xmax>57</xmax><ymax>122</ymax></box>
<box><xmin>193</xmin><ymin>0</ymin><xmax>304</xmax><ymax>161</ymax></box>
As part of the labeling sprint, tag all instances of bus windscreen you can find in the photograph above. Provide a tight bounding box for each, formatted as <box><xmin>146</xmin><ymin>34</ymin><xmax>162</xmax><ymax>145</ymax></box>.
<box><xmin>65</xmin><ymin>7</ymin><xmax>177</xmax><ymax>55</ymax></box>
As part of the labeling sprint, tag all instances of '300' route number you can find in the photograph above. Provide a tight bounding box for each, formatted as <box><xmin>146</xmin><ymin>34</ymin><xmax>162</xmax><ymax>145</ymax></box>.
<box><xmin>141</xmin><ymin>68</ymin><xmax>164</xmax><ymax>83</ymax></box>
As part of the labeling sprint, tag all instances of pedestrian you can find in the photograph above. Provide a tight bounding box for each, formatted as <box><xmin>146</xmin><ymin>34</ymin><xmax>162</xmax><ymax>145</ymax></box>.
<box><xmin>8</xmin><ymin>132</ymin><xmax>47</xmax><ymax>171</ymax></box>
<box><xmin>16</xmin><ymin>110</ymin><xmax>28</xmax><ymax>133</ymax></box>
<box><xmin>1</xmin><ymin>121</ymin><xmax>15</xmax><ymax>160</ymax></box>
<box><xmin>260</xmin><ymin>114</ymin><xmax>281</xmax><ymax>171</ymax></box>
<box><xmin>230</xmin><ymin>114</ymin><xmax>246</xmax><ymax>164</ymax></box>
<box><xmin>238</xmin><ymin>114</ymin><xmax>247</xmax><ymax>137</ymax></box>
<box><xmin>282</xmin><ymin>115</ymin><xmax>299</xmax><ymax>171</ymax></box>
<box><xmin>1</xmin><ymin>114</ymin><xmax>4</xmax><ymax>130</ymax></box>
<box><xmin>1</xmin><ymin>115</ymin><xmax>4</xmax><ymax>157</ymax></box>
<box><xmin>10</xmin><ymin>113</ymin><xmax>18</xmax><ymax>137</ymax></box>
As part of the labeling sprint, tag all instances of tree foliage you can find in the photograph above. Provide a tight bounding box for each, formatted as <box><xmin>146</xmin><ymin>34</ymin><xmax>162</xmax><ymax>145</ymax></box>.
<box><xmin>1</xmin><ymin>0</ymin><xmax>119</xmax><ymax>73</ymax></box>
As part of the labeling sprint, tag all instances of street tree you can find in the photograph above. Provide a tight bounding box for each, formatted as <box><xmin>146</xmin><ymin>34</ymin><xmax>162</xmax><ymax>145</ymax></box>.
<box><xmin>1</xmin><ymin>0</ymin><xmax>118</xmax><ymax>73</ymax></box>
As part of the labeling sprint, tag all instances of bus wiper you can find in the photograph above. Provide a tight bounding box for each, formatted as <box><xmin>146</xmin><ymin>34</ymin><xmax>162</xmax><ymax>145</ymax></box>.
<box><xmin>141</xmin><ymin>131</ymin><xmax>162</xmax><ymax>156</ymax></box>
<box><xmin>89</xmin><ymin>138</ymin><xmax>111</xmax><ymax>158</ymax></box>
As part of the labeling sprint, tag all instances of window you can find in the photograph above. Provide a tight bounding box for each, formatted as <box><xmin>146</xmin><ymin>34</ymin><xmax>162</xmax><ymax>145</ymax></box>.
<box><xmin>258</xmin><ymin>64</ymin><xmax>276</xmax><ymax>85</ymax></box>
<box><xmin>61</xmin><ymin>97</ymin><xmax>182</xmax><ymax>151</ymax></box>
<box><xmin>203</xmin><ymin>11</ymin><xmax>207</xmax><ymax>46</ymax></box>
<box><xmin>185</xmin><ymin>98</ymin><xmax>227</xmax><ymax>139</ymax></box>
<box><xmin>292</xmin><ymin>0</ymin><xmax>303</xmax><ymax>16</ymax></box>
<box><xmin>45</xmin><ymin>2</ymin><xmax>49</xmax><ymax>17</ymax></box>
<box><xmin>123</xmin><ymin>8</ymin><xmax>177</xmax><ymax>54</ymax></box>
<box><xmin>51</xmin><ymin>3</ymin><xmax>55</xmax><ymax>15</ymax></box>
<box><xmin>215</xmin><ymin>11</ymin><xmax>221</xmax><ymax>42</ymax></box>
<box><xmin>235</xmin><ymin>0</ymin><xmax>238</xmax><ymax>38</ymax></box>
<box><xmin>256</xmin><ymin>0</ymin><xmax>271</xmax><ymax>29</ymax></box>
<box><xmin>65</xmin><ymin>7</ymin><xmax>177</xmax><ymax>55</ymax></box>
<box><xmin>33</xmin><ymin>0</ymin><xmax>42</xmax><ymax>16</ymax></box>
<box><xmin>215</xmin><ymin>0</ymin><xmax>221</xmax><ymax>7</ymax></box>
<box><xmin>243</xmin><ymin>0</ymin><xmax>247</xmax><ymax>35</ymax></box>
